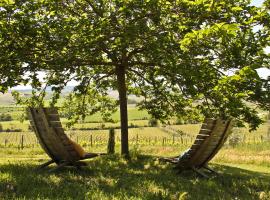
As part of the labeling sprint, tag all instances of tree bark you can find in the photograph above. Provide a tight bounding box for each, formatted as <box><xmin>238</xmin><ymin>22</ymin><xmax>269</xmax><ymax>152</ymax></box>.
<box><xmin>116</xmin><ymin>66</ymin><xmax>129</xmax><ymax>158</ymax></box>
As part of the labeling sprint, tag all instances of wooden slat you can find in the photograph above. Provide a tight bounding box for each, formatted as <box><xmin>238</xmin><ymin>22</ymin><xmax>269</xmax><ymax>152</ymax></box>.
<box><xmin>198</xmin><ymin>129</ymin><xmax>212</xmax><ymax>134</ymax></box>
<box><xmin>190</xmin><ymin>144</ymin><xmax>201</xmax><ymax>148</ymax></box>
<box><xmin>49</xmin><ymin>121</ymin><xmax>62</xmax><ymax>128</ymax></box>
<box><xmin>60</xmin><ymin>135</ymin><xmax>71</xmax><ymax>144</ymax></box>
<box><xmin>177</xmin><ymin>119</ymin><xmax>233</xmax><ymax>168</ymax></box>
<box><xmin>203</xmin><ymin>118</ymin><xmax>216</xmax><ymax>124</ymax></box>
<box><xmin>46</xmin><ymin>115</ymin><xmax>61</xmax><ymax>122</ymax></box>
<box><xmin>65</xmin><ymin>144</ymin><xmax>76</xmax><ymax>151</ymax></box>
<box><xmin>54</xmin><ymin>127</ymin><xmax>65</xmax><ymax>134</ymax></box>
<box><xmin>195</xmin><ymin>135</ymin><xmax>209</xmax><ymax>140</ymax></box>
<box><xmin>201</xmin><ymin>118</ymin><xmax>216</xmax><ymax>129</ymax></box>
<box><xmin>193</xmin><ymin>136</ymin><xmax>219</xmax><ymax>145</ymax></box>
<box><xmin>53</xmin><ymin>128</ymin><xmax>77</xmax><ymax>153</ymax></box>
<box><xmin>189</xmin><ymin>119</ymin><xmax>229</xmax><ymax>166</ymax></box>
<box><xmin>44</xmin><ymin>107</ymin><xmax>59</xmax><ymax>115</ymax></box>
<box><xmin>202</xmin><ymin>120</ymin><xmax>233</xmax><ymax>165</ymax></box>
<box><xmin>69</xmin><ymin>151</ymin><xmax>79</xmax><ymax>157</ymax></box>
<box><xmin>28</xmin><ymin>108</ymin><xmax>60</xmax><ymax>162</ymax></box>
<box><xmin>29</xmin><ymin>107</ymin><xmax>83</xmax><ymax>164</ymax></box>
<box><xmin>33</xmin><ymin>108</ymin><xmax>80</xmax><ymax>162</ymax></box>
<box><xmin>62</xmin><ymin>139</ymin><xmax>71</xmax><ymax>146</ymax></box>
<box><xmin>35</xmin><ymin>109</ymin><xmax>66</xmax><ymax>160</ymax></box>
<box><xmin>193</xmin><ymin>139</ymin><xmax>205</xmax><ymax>145</ymax></box>
<box><xmin>187</xmin><ymin>119</ymin><xmax>228</xmax><ymax>166</ymax></box>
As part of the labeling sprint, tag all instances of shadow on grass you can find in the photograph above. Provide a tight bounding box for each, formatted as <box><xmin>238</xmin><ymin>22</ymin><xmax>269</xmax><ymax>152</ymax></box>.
<box><xmin>0</xmin><ymin>155</ymin><xmax>269</xmax><ymax>200</ymax></box>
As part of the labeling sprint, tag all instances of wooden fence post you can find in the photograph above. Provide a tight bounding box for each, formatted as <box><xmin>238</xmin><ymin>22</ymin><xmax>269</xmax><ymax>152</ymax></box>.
<box><xmin>21</xmin><ymin>135</ymin><xmax>24</xmax><ymax>149</ymax></box>
<box><xmin>162</xmin><ymin>137</ymin><xmax>165</xmax><ymax>146</ymax></box>
<box><xmin>89</xmin><ymin>135</ymin><xmax>92</xmax><ymax>147</ymax></box>
<box><xmin>107</xmin><ymin>128</ymin><xmax>115</xmax><ymax>154</ymax></box>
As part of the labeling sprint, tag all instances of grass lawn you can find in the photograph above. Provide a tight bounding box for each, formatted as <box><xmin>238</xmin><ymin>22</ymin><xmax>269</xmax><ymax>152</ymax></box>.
<box><xmin>0</xmin><ymin>106</ymin><xmax>150</xmax><ymax>132</ymax></box>
<box><xmin>0</xmin><ymin>143</ymin><xmax>270</xmax><ymax>200</ymax></box>
<box><xmin>0</xmin><ymin>105</ymin><xmax>269</xmax><ymax>199</ymax></box>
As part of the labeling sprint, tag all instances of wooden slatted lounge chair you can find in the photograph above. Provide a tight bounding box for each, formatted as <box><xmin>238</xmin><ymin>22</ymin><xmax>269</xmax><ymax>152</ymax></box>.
<box><xmin>28</xmin><ymin>107</ymin><xmax>106</xmax><ymax>171</ymax></box>
<box><xmin>161</xmin><ymin>118</ymin><xmax>233</xmax><ymax>177</ymax></box>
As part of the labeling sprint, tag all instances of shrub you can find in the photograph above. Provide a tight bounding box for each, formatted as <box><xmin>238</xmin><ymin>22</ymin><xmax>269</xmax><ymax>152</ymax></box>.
<box><xmin>0</xmin><ymin>113</ymin><xmax>13</xmax><ymax>121</ymax></box>
<box><xmin>175</xmin><ymin>118</ymin><xmax>185</xmax><ymax>125</ymax></box>
<box><xmin>130</xmin><ymin>123</ymin><xmax>137</xmax><ymax>128</ymax></box>
<box><xmin>100</xmin><ymin>123</ymin><xmax>105</xmax><ymax>129</ymax></box>
<box><xmin>148</xmin><ymin>118</ymin><xmax>158</xmax><ymax>127</ymax></box>
<box><xmin>28</xmin><ymin>124</ymin><xmax>33</xmax><ymax>131</ymax></box>
<box><xmin>127</xmin><ymin>98</ymin><xmax>138</xmax><ymax>104</ymax></box>
<box><xmin>228</xmin><ymin>131</ymin><xmax>242</xmax><ymax>147</ymax></box>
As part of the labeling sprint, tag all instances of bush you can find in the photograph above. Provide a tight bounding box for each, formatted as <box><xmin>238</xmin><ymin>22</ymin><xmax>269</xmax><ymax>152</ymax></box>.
<box><xmin>130</xmin><ymin>123</ymin><xmax>138</xmax><ymax>128</ymax></box>
<box><xmin>127</xmin><ymin>98</ymin><xmax>138</xmax><ymax>104</ymax></box>
<box><xmin>148</xmin><ymin>118</ymin><xmax>158</xmax><ymax>127</ymax></box>
<box><xmin>28</xmin><ymin>124</ymin><xmax>33</xmax><ymax>131</ymax></box>
<box><xmin>228</xmin><ymin>132</ymin><xmax>242</xmax><ymax>147</ymax></box>
<box><xmin>100</xmin><ymin>123</ymin><xmax>105</xmax><ymax>129</ymax></box>
<box><xmin>0</xmin><ymin>113</ymin><xmax>13</xmax><ymax>121</ymax></box>
<box><xmin>175</xmin><ymin>118</ymin><xmax>185</xmax><ymax>125</ymax></box>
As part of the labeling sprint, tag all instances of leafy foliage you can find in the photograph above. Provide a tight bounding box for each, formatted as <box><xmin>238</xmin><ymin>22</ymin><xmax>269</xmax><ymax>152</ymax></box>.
<box><xmin>0</xmin><ymin>0</ymin><xmax>269</xmax><ymax>134</ymax></box>
<box><xmin>61</xmin><ymin>88</ymin><xmax>118</xmax><ymax>127</ymax></box>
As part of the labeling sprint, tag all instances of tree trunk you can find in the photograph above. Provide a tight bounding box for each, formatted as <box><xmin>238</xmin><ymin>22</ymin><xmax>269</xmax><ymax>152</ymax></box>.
<box><xmin>116</xmin><ymin>66</ymin><xmax>129</xmax><ymax>158</ymax></box>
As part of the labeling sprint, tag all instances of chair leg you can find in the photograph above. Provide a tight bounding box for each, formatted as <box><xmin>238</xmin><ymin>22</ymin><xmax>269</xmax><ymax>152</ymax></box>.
<box><xmin>203</xmin><ymin>165</ymin><xmax>219</xmax><ymax>175</ymax></box>
<box><xmin>159</xmin><ymin>157</ymin><xmax>178</xmax><ymax>164</ymax></box>
<box><xmin>82</xmin><ymin>153</ymin><xmax>99</xmax><ymax>159</ymax></box>
<box><xmin>37</xmin><ymin>160</ymin><xmax>55</xmax><ymax>170</ymax></box>
<box><xmin>191</xmin><ymin>167</ymin><xmax>209</xmax><ymax>178</ymax></box>
<box><xmin>72</xmin><ymin>161</ymin><xmax>87</xmax><ymax>170</ymax></box>
<box><xmin>49</xmin><ymin>162</ymin><xmax>69</xmax><ymax>172</ymax></box>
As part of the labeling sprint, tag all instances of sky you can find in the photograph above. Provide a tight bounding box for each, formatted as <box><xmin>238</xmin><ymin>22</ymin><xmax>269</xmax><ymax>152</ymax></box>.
<box><xmin>250</xmin><ymin>0</ymin><xmax>264</xmax><ymax>6</ymax></box>
<box><xmin>12</xmin><ymin>0</ymin><xmax>270</xmax><ymax>90</ymax></box>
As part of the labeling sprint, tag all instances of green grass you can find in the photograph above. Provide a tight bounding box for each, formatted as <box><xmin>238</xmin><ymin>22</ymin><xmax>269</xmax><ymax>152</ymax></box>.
<box><xmin>0</xmin><ymin>106</ymin><xmax>150</xmax><ymax>131</ymax></box>
<box><xmin>1</xmin><ymin>105</ymin><xmax>270</xmax><ymax>199</ymax></box>
<box><xmin>0</xmin><ymin>106</ymin><xmax>25</xmax><ymax>121</ymax></box>
<box><xmin>0</xmin><ymin>129</ymin><xmax>270</xmax><ymax>200</ymax></box>
<box><xmin>0</xmin><ymin>150</ymin><xmax>269</xmax><ymax>200</ymax></box>
<box><xmin>0</xmin><ymin>148</ymin><xmax>269</xmax><ymax>200</ymax></box>
<box><xmin>0</xmin><ymin>93</ymin><xmax>16</xmax><ymax>105</ymax></box>
<box><xmin>84</xmin><ymin>106</ymin><xmax>150</xmax><ymax>122</ymax></box>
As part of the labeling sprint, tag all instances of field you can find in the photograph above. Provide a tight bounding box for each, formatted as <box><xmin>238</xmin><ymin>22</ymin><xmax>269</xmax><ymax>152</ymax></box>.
<box><xmin>0</xmin><ymin>105</ymin><xmax>270</xmax><ymax>200</ymax></box>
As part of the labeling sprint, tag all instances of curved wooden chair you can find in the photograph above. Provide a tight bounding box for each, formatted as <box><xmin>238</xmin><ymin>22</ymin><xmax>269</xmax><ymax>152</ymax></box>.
<box><xmin>28</xmin><ymin>107</ymin><xmax>105</xmax><ymax>171</ymax></box>
<box><xmin>161</xmin><ymin>118</ymin><xmax>233</xmax><ymax>177</ymax></box>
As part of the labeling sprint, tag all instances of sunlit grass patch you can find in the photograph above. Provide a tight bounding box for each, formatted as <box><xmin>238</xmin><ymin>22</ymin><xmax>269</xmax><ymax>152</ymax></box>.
<box><xmin>0</xmin><ymin>150</ymin><xmax>270</xmax><ymax>199</ymax></box>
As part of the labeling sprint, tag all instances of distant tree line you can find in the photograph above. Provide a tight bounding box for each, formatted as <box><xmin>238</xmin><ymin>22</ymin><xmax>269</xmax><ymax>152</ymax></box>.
<box><xmin>0</xmin><ymin>113</ymin><xmax>13</xmax><ymax>121</ymax></box>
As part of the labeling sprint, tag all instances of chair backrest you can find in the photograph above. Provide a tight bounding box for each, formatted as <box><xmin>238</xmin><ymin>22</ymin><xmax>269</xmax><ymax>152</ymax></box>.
<box><xmin>28</xmin><ymin>107</ymin><xmax>81</xmax><ymax>163</ymax></box>
<box><xmin>177</xmin><ymin>118</ymin><xmax>233</xmax><ymax>168</ymax></box>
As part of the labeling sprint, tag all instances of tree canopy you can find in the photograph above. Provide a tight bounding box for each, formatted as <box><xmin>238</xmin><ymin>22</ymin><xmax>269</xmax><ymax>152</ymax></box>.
<box><xmin>0</xmin><ymin>0</ymin><xmax>269</xmax><ymax>156</ymax></box>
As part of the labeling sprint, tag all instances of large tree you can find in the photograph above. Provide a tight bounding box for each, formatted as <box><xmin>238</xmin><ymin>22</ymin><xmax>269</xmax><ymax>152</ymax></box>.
<box><xmin>0</xmin><ymin>0</ymin><xmax>269</xmax><ymax>157</ymax></box>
